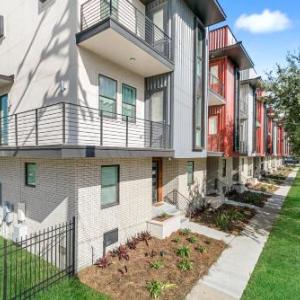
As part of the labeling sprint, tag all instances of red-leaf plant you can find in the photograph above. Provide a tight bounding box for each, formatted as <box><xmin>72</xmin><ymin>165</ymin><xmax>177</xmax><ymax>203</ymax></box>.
<box><xmin>95</xmin><ymin>255</ymin><xmax>111</xmax><ymax>269</ymax></box>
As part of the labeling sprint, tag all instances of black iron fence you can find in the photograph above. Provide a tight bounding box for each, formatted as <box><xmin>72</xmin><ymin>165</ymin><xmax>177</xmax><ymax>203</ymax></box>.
<box><xmin>0</xmin><ymin>102</ymin><xmax>171</xmax><ymax>150</ymax></box>
<box><xmin>0</xmin><ymin>218</ymin><xmax>75</xmax><ymax>300</ymax></box>
<box><xmin>80</xmin><ymin>0</ymin><xmax>172</xmax><ymax>61</ymax></box>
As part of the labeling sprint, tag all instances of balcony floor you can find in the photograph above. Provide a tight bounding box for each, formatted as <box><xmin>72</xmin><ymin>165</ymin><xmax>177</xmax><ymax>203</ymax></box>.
<box><xmin>76</xmin><ymin>19</ymin><xmax>173</xmax><ymax>77</ymax></box>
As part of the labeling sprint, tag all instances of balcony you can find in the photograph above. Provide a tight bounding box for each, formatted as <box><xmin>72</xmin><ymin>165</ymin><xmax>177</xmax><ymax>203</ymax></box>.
<box><xmin>76</xmin><ymin>0</ymin><xmax>173</xmax><ymax>77</ymax></box>
<box><xmin>207</xmin><ymin>134</ymin><xmax>224</xmax><ymax>155</ymax></box>
<box><xmin>208</xmin><ymin>72</ymin><xmax>225</xmax><ymax>106</ymax></box>
<box><xmin>0</xmin><ymin>102</ymin><xmax>172</xmax><ymax>158</ymax></box>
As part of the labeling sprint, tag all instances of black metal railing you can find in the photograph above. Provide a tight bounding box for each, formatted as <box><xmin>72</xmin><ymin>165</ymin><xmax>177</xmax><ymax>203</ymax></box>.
<box><xmin>209</xmin><ymin>72</ymin><xmax>224</xmax><ymax>98</ymax></box>
<box><xmin>0</xmin><ymin>218</ymin><xmax>75</xmax><ymax>300</ymax></box>
<box><xmin>0</xmin><ymin>102</ymin><xmax>171</xmax><ymax>150</ymax></box>
<box><xmin>80</xmin><ymin>0</ymin><xmax>172</xmax><ymax>61</ymax></box>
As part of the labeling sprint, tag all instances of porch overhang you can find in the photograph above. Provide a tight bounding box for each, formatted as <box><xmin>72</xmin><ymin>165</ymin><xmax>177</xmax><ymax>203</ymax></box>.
<box><xmin>207</xmin><ymin>151</ymin><xmax>224</xmax><ymax>157</ymax></box>
<box><xmin>208</xmin><ymin>89</ymin><xmax>225</xmax><ymax>106</ymax></box>
<box><xmin>0</xmin><ymin>74</ymin><xmax>14</xmax><ymax>88</ymax></box>
<box><xmin>210</xmin><ymin>42</ymin><xmax>254</xmax><ymax>70</ymax></box>
<box><xmin>241</xmin><ymin>76</ymin><xmax>262</xmax><ymax>88</ymax></box>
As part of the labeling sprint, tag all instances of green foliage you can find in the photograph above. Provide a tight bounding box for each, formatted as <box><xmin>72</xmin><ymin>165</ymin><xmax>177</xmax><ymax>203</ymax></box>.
<box><xmin>179</xmin><ymin>228</ymin><xmax>191</xmax><ymax>236</ymax></box>
<box><xmin>265</xmin><ymin>50</ymin><xmax>300</xmax><ymax>155</ymax></box>
<box><xmin>150</xmin><ymin>260</ymin><xmax>164</xmax><ymax>270</ymax></box>
<box><xmin>195</xmin><ymin>245</ymin><xmax>206</xmax><ymax>253</ymax></box>
<box><xmin>177</xmin><ymin>259</ymin><xmax>193</xmax><ymax>271</ymax></box>
<box><xmin>171</xmin><ymin>237</ymin><xmax>180</xmax><ymax>243</ymax></box>
<box><xmin>214</xmin><ymin>212</ymin><xmax>231</xmax><ymax>231</ymax></box>
<box><xmin>146</xmin><ymin>281</ymin><xmax>176</xmax><ymax>299</ymax></box>
<box><xmin>186</xmin><ymin>236</ymin><xmax>197</xmax><ymax>244</ymax></box>
<box><xmin>176</xmin><ymin>246</ymin><xmax>190</xmax><ymax>258</ymax></box>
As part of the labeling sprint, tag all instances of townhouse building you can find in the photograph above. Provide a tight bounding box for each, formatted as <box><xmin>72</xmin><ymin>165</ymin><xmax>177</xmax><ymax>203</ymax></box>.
<box><xmin>206</xmin><ymin>25</ymin><xmax>254</xmax><ymax>197</ymax></box>
<box><xmin>0</xmin><ymin>0</ymin><xmax>227</xmax><ymax>269</ymax></box>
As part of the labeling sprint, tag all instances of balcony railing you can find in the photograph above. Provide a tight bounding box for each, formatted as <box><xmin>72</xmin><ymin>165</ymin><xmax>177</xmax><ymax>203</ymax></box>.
<box><xmin>209</xmin><ymin>73</ymin><xmax>224</xmax><ymax>98</ymax></box>
<box><xmin>80</xmin><ymin>0</ymin><xmax>172</xmax><ymax>61</ymax></box>
<box><xmin>207</xmin><ymin>134</ymin><xmax>224</xmax><ymax>152</ymax></box>
<box><xmin>0</xmin><ymin>102</ymin><xmax>171</xmax><ymax>150</ymax></box>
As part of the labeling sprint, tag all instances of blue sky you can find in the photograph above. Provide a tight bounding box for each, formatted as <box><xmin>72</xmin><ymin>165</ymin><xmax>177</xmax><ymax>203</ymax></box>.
<box><xmin>214</xmin><ymin>0</ymin><xmax>300</xmax><ymax>77</ymax></box>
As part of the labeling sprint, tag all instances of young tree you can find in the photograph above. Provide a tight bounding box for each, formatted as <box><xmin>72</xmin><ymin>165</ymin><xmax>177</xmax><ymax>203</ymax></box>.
<box><xmin>264</xmin><ymin>50</ymin><xmax>300</xmax><ymax>156</ymax></box>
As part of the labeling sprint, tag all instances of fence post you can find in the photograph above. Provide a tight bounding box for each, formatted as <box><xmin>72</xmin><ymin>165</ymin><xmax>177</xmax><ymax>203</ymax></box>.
<box><xmin>15</xmin><ymin>114</ymin><xmax>18</xmax><ymax>147</ymax></box>
<box><xmin>72</xmin><ymin>217</ymin><xmax>76</xmax><ymax>275</ymax></box>
<box><xmin>35</xmin><ymin>109</ymin><xmax>39</xmax><ymax>146</ymax></box>
<box><xmin>126</xmin><ymin>116</ymin><xmax>129</xmax><ymax>148</ymax></box>
<box><xmin>3</xmin><ymin>239</ymin><xmax>7</xmax><ymax>300</ymax></box>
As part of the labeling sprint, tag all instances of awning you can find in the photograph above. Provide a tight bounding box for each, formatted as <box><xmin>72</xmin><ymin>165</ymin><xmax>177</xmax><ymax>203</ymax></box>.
<box><xmin>0</xmin><ymin>74</ymin><xmax>14</xmax><ymax>88</ymax></box>
<box><xmin>210</xmin><ymin>42</ymin><xmax>254</xmax><ymax>70</ymax></box>
<box><xmin>140</xmin><ymin>0</ymin><xmax>226</xmax><ymax>26</ymax></box>
<box><xmin>241</xmin><ymin>76</ymin><xmax>262</xmax><ymax>88</ymax></box>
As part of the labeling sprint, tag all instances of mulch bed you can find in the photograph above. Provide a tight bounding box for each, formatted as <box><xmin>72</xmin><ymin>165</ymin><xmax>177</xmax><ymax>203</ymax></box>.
<box><xmin>250</xmin><ymin>182</ymin><xmax>278</xmax><ymax>194</ymax></box>
<box><xmin>191</xmin><ymin>204</ymin><xmax>256</xmax><ymax>235</ymax></box>
<box><xmin>78</xmin><ymin>231</ymin><xmax>225</xmax><ymax>300</ymax></box>
<box><xmin>227</xmin><ymin>191</ymin><xmax>270</xmax><ymax>208</ymax></box>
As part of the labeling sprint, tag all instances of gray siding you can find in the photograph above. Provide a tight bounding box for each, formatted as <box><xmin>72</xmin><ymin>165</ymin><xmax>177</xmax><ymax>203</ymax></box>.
<box><xmin>171</xmin><ymin>0</ymin><xmax>208</xmax><ymax>158</ymax></box>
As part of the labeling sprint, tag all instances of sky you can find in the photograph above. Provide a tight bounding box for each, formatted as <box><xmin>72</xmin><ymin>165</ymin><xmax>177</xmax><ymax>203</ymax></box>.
<box><xmin>214</xmin><ymin>0</ymin><xmax>300</xmax><ymax>77</ymax></box>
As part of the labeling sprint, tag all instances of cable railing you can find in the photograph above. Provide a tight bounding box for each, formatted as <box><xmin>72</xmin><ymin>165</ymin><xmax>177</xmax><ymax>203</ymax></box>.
<box><xmin>0</xmin><ymin>102</ymin><xmax>171</xmax><ymax>150</ymax></box>
<box><xmin>80</xmin><ymin>0</ymin><xmax>172</xmax><ymax>61</ymax></box>
<box><xmin>209</xmin><ymin>72</ymin><xmax>224</xmax><ymax>97</ymax></box>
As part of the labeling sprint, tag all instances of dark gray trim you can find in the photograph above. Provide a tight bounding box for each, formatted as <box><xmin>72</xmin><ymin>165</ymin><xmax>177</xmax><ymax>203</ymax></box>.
<box><xmin>0</xmin><ymin>145</ymin><xmax>174</xmax><ymax>159</ymax></box>
<box><xmin>241</xmin><ymin>76</ymin><xmax>262</xmax><ymax>88</ymax></box>
<box><xmin>25</xmin><ymin>162</ymin><xmax>37</xmax><ymax>187</ymax></box>
<box><xmin>76</xmin><ymin>18</ymin><xmax>174</xmax><ymax>70</ymax></box>
<box><xmin>0</xmin><ymin>74</ymin><xmax>14</xmax><ymax>86</ymax></box>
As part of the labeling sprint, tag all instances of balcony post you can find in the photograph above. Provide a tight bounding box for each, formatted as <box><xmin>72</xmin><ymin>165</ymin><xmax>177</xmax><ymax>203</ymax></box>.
<box><xmin>125</xmin><ymin>116</ymin><xmax>129</xmax><ymax>147</ymax></box>
<box><xmin>100</xmin><ymin>110</ymin><xmax>103</xmax><ymax>146</ymax></box>
<box><xmin>0</xmin><ymin>115</ymin><xmax>2</xmax><ymax>146</ymax></box>
<box><xmin>15</xmin><ymin>114</ymin><xmax>18</xmax><ymax>147</ymax></box>
<box><xmin>62</xmin><ymin>102</ymin><xmax>66</xmax><ymax>145</ymax></box>
<box><xmin>163</xmin><ymin>121</ymin><xmax>166</xmax><ymax>149</ymax></box>
<box><xmin>150</xmin><ymin>120</ymin><xmax>153</xmax><ymax>148</ymax></box>
<box><xmin>35</xmin><ymin>109</ymin><xmax>39</xmax><ymax>146</ymax></box>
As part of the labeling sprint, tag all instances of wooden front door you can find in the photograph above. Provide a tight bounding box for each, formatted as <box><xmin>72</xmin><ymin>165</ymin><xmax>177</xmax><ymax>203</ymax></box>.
<box><xmin>152</xmin><ymin>158</ymin><xmax>163</xmax><ymax>204</ymax></box>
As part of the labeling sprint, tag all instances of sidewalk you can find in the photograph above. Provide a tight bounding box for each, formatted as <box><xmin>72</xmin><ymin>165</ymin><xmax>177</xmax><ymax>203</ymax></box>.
<box><xmin>186</xmin><ymin>169</ymin><xmax>298</xmax><ymax>300</ymax></box>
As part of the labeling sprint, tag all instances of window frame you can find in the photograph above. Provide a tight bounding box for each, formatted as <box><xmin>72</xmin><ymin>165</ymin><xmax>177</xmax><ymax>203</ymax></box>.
<box><xmin>187</xmin><ymin>161</ymin><xmax>195</xmax><ymax>186</ymax></box>
<box><xmin>25</xmin><ymin>162</ymin><xmax>37</xmax><ymax>187</ymax></box>
<box><xmin>101</xmin><ymin>165</ymin><xmax>120</xmax><ymax>209</ymax></box>
<box><xmin>208</xmin><ymin>115</ymin><xmax>218</xmax><ymax>135</ymax></box>
<box><xmin>122</xmin><ymin>83</ymin><xmax>137</xmax><ymax>123</ymax></box>
<box><xmin>103</xmin><ymin>228</ymin><xmax>118</xmax><ymax>255</ymax></box>
<box><xmin>99</xmin><ymin>74</ymin><xmax>118</xmax><ymax>119</ymax></box>
<box><xmin>222</xmin><ymin>159</ymin><xmax>226</xmax><ymax>177</ymax></box>
<box><xmin>193</xmin><ymin>18</ymin><xmax>206</xmax><ymax>151</ymax></box>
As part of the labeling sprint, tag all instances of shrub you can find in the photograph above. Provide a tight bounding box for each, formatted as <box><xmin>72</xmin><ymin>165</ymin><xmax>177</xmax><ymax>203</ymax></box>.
<box><xmin>176</xmin><ymin>246</ymin><xmax>190</xmax><ymax>258</ymax></box>
<box><xmin>126</xmin><ymin>237</ymin><xmax>139</xmax><ymax>250</ymax></box>
<box><xmin>94</xmin><ymin>255</ymin><xmax>111</xmax><ymax>269</ymax></box>
<box><xmin>195</xmin><ymin>245</ymin><xmax>206</xmax><ymax>253</ymax></box>
<box><xmin>150</xmin><ymin>260</ymin><xmax>164</xmax><ymax>270</ymax></box>
<box><xmin>146</xmin><ymin>281</ymin><xmax>176</xmax><ymax>299</ymax></box>
<box><xmin>187</xmin><ymin>236</ymin><xmax>197</xmax><ymax>244</ymax></box>
<box><xmin>214</xmin><ymin>212</ymin><xmax>231</xmax><ymax>231</ymax></box>
<box><xmin>179</xmin><ymin>228</ymin><xmax>191</xmax><ymax>236</ymax></box>
<box><xmin>115</xmin><ymin>245</ymin><xmax>129</xmax><ymax>261</ymax></box>
<box><xmin>177</xmin><ymin>259</ymin><xmax>193</xmax><ymax>271</ymax></box>
<box><xmin>138</xmin><ymin>231</ymin><xmax>152</xmax><ymax>246</ymax></box>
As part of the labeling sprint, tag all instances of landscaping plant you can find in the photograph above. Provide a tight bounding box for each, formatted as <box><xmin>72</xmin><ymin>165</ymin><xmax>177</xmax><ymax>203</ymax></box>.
<box><xmin>146</xmin><ymin>280</ymin><xmax>176</xmax><ymax>299</ymax></box>
<box><xmin>177</xmin><ymin>259</ymin><xmax>193</xmax><ymax>271</ymax></box>
<box><xmin>195</xmin><ymin>245</ymin><xmax>206</xmax><ymax>253</ymax></box>
<box><xmin>176</xmin><ymin>246</ymin><xmax>190</xmax><ymax>258</ymax></box>
<box><xmin>95</xmin><ymin>256</ymin><xmax>111</xmax><ymax>269</ymax></box>
<box><xmin>150</xmin><ymin>260</ymin><xmax>164</xmax><ymax>270</ymax></box>
<box><xmin>186</xmin><ymin>236</ymin><xmax>197</xmax><ymax>244</ymax></box>
<box><xmin>179</xmin><ymin>228</ymin><xmax>191</xmax><ymax>236</ymax></box>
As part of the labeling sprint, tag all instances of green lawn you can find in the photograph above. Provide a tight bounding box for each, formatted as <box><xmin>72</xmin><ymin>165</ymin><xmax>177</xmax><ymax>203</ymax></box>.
<box><xmin>242</xmin><ymin>170</ymin><xmax>300</xmax><ymax>300</ymax></box>
<box><xmin>0</xmin><ymin>237</ymin><xmax>109</xmax><ymax>300</ymax></box>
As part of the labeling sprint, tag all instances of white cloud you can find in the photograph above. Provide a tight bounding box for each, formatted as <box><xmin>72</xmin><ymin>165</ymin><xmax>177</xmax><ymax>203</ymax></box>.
<box><xmin>235</xmin><ymin>9</ymin><xmax>291</xmax><ymax>34</ymax></box>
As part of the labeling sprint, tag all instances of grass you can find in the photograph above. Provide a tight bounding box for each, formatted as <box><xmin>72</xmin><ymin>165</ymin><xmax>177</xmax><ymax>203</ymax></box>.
<box><xmin>0</xmin><ymin>237</ymin><xmax>108</xmax><ymax>300</ymax></box>
<box><xmin>242</xmin><ymin>170</ymin><xmax>300</xmax><ymax>300</ymax></box>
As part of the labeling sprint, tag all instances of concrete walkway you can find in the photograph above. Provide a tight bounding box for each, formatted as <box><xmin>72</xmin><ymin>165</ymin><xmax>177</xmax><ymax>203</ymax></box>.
<box><xmin>186</xmin><ymin>169</ymin><xmax>298</xmax><ymax>300</ymax></box>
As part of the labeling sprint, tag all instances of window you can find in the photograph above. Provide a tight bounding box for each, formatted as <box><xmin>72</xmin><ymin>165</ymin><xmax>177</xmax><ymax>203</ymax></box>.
<box><xmin>187</xmin><ymin>161</ymin><xmax>194</xmax><ymax>186</ymax></box>
<box><xmin>99</xmin><ymin>75</ymin><xmax>117</xmax><ymax>118</ymax></box>
<box><xmin>25</xmin><ymin>163</ymin><xmax>37</xmax><ymax>187</ymax></box>
<box><xmin>101</xmin><ymin>165</ymin><xmax>119</xmax><ymax>208</ymax></box>
<box><xmin>222</xmin><ymin>159</ymin><xmax>226</xmax><ymax>177</ymax></box>
<box><xmin>122</xmin><ymin>84</ymin><xmax>136</xmax><ymax>122</ymax></box>
<box><xmin>209</xmin><ymin>116</ymin><xmax>218</xmax><ymax>135</ymax></box>
<box><xmin>193</xmin><ymin>23</ymin><xmax>205</xmax><ymax>149</ymax></box>
<box><xmin>151</xmin><ymin>90</ymin><xmax>164</xmax><ymax>123</ymax></box>
<box><xmin>103</xmin><ymin>228</ymin><xmax>118</xmax><ymax>255</ymax></box>
<box><xmin>0</xmin><ymin>16</ymin><xmax>4</xmax><ymax>38</ymax></box>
